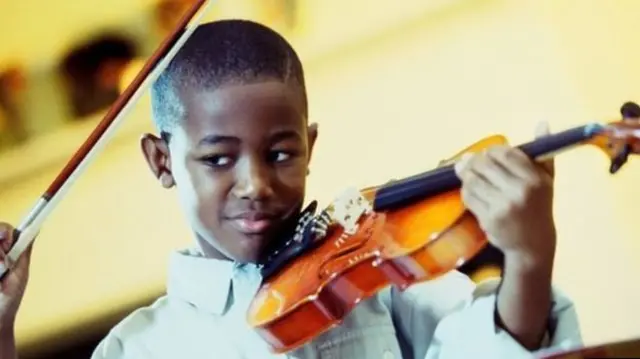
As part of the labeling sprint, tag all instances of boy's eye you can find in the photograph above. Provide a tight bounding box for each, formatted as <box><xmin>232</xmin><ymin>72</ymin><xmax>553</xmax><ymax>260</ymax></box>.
<box><xmin>269</xmin><ymin>151</ymin><xmax>293</xmax><ymax>163</ymax></box>
<box><xmin>203</xmin><ymin>155</ymin><xmax>234</xmax><ymax>168</ymax></box>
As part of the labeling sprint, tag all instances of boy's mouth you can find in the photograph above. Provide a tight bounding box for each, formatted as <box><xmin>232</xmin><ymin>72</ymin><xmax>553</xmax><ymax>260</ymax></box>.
<box><xmin>229</xmin><ymin>212</ymin><xmax>279</xmax><ymax>235</ymax></box>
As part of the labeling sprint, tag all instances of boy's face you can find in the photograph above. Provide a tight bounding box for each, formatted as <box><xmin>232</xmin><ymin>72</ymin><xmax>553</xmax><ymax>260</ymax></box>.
<box><xmin>142</xmin><ymin>81</ymin><xmax>317</xmax><ymax>263</ymax></box>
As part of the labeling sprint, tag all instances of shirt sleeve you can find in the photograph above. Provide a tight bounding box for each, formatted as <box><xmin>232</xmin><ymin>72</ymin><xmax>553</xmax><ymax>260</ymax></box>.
<box><xmin>91</xmin><ymin>333</ymin><xmax>126</xmax><ymax>359</ymax></box>
<box><xmin>388</xmin><ymin>271</ymin><xmax>582</xmax><ymax>359</ymax></box>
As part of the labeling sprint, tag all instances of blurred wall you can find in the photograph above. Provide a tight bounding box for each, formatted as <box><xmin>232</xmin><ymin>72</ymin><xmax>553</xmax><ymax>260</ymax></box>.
<box><xmin>1</xmin><ymin>0</ymin><xmax>640</xmax><ymax>354</ymax></box>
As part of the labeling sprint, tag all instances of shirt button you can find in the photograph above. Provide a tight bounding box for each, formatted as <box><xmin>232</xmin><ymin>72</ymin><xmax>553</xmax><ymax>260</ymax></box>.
<box><xmin>382</xmin><ymin>350</ymin><xmax>395</xmax><ymax>359</ymax></box>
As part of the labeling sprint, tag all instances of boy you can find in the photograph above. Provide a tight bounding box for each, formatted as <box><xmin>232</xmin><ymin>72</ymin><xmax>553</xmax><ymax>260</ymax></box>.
<box><xmin>0</xmin><ymin>19</ymin><xmax>581</xmax><ymax>358</ymax></box>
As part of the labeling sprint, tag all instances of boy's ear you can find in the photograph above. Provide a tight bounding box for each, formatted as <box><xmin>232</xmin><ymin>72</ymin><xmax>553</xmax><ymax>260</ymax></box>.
<box><xmin>140</xmin><ymin>133</ymin><xmax>175</xmax><ymax>188</ymax></box>
<box><xmin>307</xmin><ymin>122</ymin><xmax>318</xmax><ymax>163</ymax></box>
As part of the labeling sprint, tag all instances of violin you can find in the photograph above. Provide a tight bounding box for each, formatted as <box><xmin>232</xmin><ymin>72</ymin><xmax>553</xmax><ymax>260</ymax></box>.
<box><xmin>538</xmin><ymin>336</ymin><xmax>640</xmax><ymax>358</ymax></box>
<box><xmin>248</xmin><ymin>105</ymin><xmax>640</xmax><ymax>354</ymax></box>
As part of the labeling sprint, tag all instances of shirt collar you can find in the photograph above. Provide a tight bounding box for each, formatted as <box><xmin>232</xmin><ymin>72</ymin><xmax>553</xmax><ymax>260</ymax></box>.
<box><xmin>166</xmin><ymin>248</ymin><xmax>262</xmax><ymax>315</ymax></box>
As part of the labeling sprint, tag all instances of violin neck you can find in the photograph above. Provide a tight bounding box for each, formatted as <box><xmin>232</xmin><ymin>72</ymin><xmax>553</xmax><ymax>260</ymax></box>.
<box><xmin>518</xmin><ymin>124</ymin><xmax>598</xmax><ymax>160</ymax></box>
<box><xmin>372</xmin><ymin>123</ymin><xmax>603</xmax><ymax>211</ymax></box>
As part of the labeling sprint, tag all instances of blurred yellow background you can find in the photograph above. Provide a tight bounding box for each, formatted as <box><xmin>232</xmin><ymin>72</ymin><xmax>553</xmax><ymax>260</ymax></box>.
<box><xmin>1</xmin><ymin>0</ymin><xmax>640</xmax><ymax>355</ymax></box>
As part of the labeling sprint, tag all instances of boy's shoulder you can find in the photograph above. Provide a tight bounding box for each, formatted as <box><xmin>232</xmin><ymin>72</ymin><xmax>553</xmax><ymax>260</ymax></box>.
<box><xmin>93</xmin><ymin>295</ymin><xmax>193</xmax><ymax>358</ymax></box>
<box><xmin>110</xmin><ymin>295</ymin><xmax>175</xmax><ymax>339</ymax></box>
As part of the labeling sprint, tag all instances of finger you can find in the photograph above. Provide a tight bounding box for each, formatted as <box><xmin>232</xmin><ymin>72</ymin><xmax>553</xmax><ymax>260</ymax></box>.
<box><xmin>0</xmin><ymin>224</ymin><xmax>15</xmax><ymax>253</ymax></box>
<box><xmin>460</xmin><ymin>185</ymin><xmax>490</xmax><ymax>216</ymax></box>
<box><xmin>10</xmin><ymin>242</ymin><xmax>33</xmax><ymax>278</ymax></box>
<box><xmin>535</xmin><ymin>121</ymin><xmax>555</xmax><ymax>176</ymax></box>
<box><xmin>485</xmin><ymin>146</ymin><xmax>538</xmax><ymax>181</ymax></box>
<box><xmin>460</xmin><ymin>165</ymin><xmax>500</xmax><ymax>203</ymax></box>
<box><xmin>454</xmin><ymin>152</ymin><xmax>474</xmax><ymax>177</ymax></box>
<box><xmin>0</xmin><ymin>226</ymin><xmax>21</xmax><ymax>284</ymax></box>
<box><xmin>455</xmin><ymin>153</ymin><xmax>497</xmax><ymax>191</ymax></box>
<box><xmin>0</xmin><ymin>243</ymin><xmax>32</xmax><ymax>292</ymax></box>
<box><xmin>456</xmin><ymin>155</ymin><xmax>493</xmax><ymax>213</ymax></box>
<box><xmin>472</xmin><ymin>148</ymin><xmax>520</xmax><ymax>190</ymax></box>
<box><xmin>0</xmin><ymin>249</ymin><xmax>13</xmax><ymax>290</ymax></box>
<box><xmin>0</xmin><ymin>247</ymin><xmax>5</xmax><ymax>270</ymax></box>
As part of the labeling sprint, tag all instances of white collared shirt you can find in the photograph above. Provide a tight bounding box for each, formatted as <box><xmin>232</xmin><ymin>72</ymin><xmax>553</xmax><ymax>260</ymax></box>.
<box><xmin>91</xmin><ymin>249</ymin><xmax>582</xmax><ymax>359</ymax></box>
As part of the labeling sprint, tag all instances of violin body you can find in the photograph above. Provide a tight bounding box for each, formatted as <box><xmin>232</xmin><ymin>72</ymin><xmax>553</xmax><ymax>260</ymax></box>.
<box><xmin>247</xmin><ymin>135</ymin><xmax>506</xmax><ymax>353</ymax></box>
<box><xmin>248</xmin><ymin>111</ymin><xmax>640</xmax><ymax>354</ymax></box>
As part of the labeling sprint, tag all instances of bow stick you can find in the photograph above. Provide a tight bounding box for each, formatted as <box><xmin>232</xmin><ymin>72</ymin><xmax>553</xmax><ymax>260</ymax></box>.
<box><xmin>0</xmin><ymin>0</ymin><xmax>215</xmax><ymax>278</ymax></box>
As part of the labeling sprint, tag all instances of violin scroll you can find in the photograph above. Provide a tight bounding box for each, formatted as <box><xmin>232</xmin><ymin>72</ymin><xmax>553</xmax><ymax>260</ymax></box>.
<box><xmin>587</xmin><ymin>101</ymin><xmax>640</xmax><ymax>174</ymax></box>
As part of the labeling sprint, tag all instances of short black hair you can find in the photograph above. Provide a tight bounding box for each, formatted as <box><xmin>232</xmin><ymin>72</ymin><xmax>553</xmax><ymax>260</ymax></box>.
<box><xmin>150</xmin><ymin>19</ymin><xmax>307</xmax><ymax>135</ymax></box>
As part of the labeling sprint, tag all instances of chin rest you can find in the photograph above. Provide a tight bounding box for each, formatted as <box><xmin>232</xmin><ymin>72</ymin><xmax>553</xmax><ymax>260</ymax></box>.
<box><xmin>260</xmin><ymin>201</ymin><xmax>332</xmax><ymax>279</ymax></box>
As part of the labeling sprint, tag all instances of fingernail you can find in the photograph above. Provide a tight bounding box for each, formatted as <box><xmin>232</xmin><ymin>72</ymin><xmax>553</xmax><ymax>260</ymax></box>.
<box><xmin>454</xmin><ymin>153</ymin><xmax>473</xmax><ymax>173</ymax></box>
<box><xmin>535</xmin><ymin>121</ymin><xmax>551</xmax><ymax>137</ymax></box>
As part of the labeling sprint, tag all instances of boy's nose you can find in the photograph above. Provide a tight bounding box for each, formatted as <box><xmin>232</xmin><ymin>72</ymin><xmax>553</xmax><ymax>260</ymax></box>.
<box><xmin>233</xmin><ymin>160</ymin><xmax>274</xmax><ymax>200</ymax></box>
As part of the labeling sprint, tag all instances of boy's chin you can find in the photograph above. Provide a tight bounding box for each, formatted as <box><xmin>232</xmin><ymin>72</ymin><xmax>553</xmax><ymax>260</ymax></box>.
<box><xmin>197</xmin><ymin>233</ymin><xmax>267</xmax><ymax>264</ymax></box>
<box><xmin>231</xmin><ymin>250</ymin><xmax>263</xmax><ymax>264</ymax></box>
<box><xmin>229</xmin><ymin>233</ymin><xmax>275</xmax><ymax>264</ymax></box>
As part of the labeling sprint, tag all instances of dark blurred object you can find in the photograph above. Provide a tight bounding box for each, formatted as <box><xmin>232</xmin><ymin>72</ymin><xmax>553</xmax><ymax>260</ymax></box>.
<box><xmin>458</xmin><ymin>243</ymin><xmax>504</xmax><ymax>278</ymax></box>
<box><xmin>154</xmin><ymin>0</ymin><xmax>299</xmax><ymax>38</ymax></box>
<box><xmin>0</xmin><ymin>66</ymin><xmax>28</xmax><ymax>148</ymax></box>
<box><xmin>60</xmin><ymin>34</ymin><xmax>138</xmax><ymax>119</ymax></box>
<box><xmin>154</xmin><ymin>0</ymin><xmax>197</xmax><ymax>37</ymax></box>
<box><xmin>271</xmin><ymin>0</ymin><xmax>299</xmax><ymax>30</ymax></box>
<box><xmin>621</xmin><ymin>101</ymin><xmax>640</xmax><ymax>119</ymax></box>
<box><xmin>19</xmin><ymin>295</ymin><xmax>159</xmax><ymax>359</ymax></box>
<box><xmin>28</xmin><ymin>336</ymin><xmax>102</xmax><ymax>359</ymax></box>
<box><xmin>244</xmin><ymin>0</ymin><xmax>299</xmax><ymax>31</ymax></box>
<box><xmin>283</xmin><ymin>0</ymin><xmax>299</xmax><ymax>29</ymax></box>
<box><xmin>254</xmin><ymin>0</ymin><xmax>299</xmax><ymax>32</ymax></box>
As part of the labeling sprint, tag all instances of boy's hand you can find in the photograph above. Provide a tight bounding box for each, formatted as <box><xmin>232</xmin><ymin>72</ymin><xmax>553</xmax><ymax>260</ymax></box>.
<box><xmin>0</xmin><ymin>222</ymin><xmax>32</xmax><ymax>332</ymax></box>
<box><xmin>455</xmin><ymin>123</ymin><xmax>556</xmax><ymax>349</ymax></box>
<box><xmin>454</xmin><ymin>122</ymin><xmax>556</xmax><ymax>269</ymax></box>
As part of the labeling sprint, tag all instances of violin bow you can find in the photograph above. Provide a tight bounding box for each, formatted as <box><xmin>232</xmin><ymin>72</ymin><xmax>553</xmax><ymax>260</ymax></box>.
<box><xmin>0</xmin><ymin>0</ymin><xmax>215</xmax><ymax>279</ymax></box>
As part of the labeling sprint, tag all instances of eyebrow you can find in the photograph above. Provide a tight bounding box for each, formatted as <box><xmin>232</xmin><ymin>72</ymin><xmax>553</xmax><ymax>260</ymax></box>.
<box><xmin>197</xmin><ymin>135</ymin><xmax>240</xmax><ymax>147</ymax></box>
<box><xmin>270</xmin><ymin>130</ymin><xmax>303</xmax><ymax>143</ymax></box>
<box><xmin>196</xmin><ymin>130</ymin><xmax>303</xmax><ymax>147</ymax></box>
